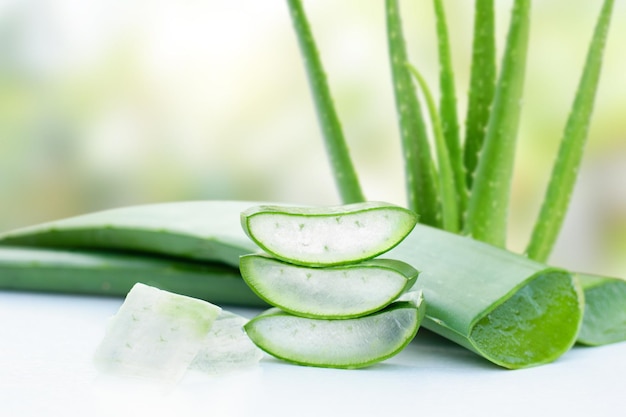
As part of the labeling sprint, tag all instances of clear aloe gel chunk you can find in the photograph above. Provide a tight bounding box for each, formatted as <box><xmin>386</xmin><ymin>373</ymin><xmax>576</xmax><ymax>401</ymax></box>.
<box><xmin>93</xmin><ymin>283</ymin><xmax>221</xmax><ymax>382</ymax></box>
<box><xmin>190</xmin><ymin>311</ymin><xmax>264</xmax><ymax>374</ymax></box>
<box><xmin>387</xmin><ymin>224</ymin><xmax>584</xmax><ymax>369</ymax></box>
<box><xmin>0</xmin><ymin>246</ymin><xmax>267</xmax><ymax>307</ymax></box>
<box><xmin>240</xmin><ymin>202</ymin><xmax>418</xmax><ymax>266</ymax></box>
<box><xmin>0</xmin><ymin>201</ymin><xmax>260</xmax><ymax>267</ymax></box>
<box><xmin>239</xmin><ymin>254</ymin><xmax>418</xmax><ymax>318</ymax></box>
<box><xmin>244</xmin><ymin>292</ymin><xmax>425</xmax><ymax>369</ymax></box>
<box><xmin>576</xmin><ymin>273</ymin><xmax>626</xmax><ymax>346</ymax></box>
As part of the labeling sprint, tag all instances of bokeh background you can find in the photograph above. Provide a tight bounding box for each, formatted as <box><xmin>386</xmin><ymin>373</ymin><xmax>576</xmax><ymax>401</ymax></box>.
<box><xmin>1</xmin><ymin>0</ymin><xmax>624</xmax><ymax>277</ymax></box>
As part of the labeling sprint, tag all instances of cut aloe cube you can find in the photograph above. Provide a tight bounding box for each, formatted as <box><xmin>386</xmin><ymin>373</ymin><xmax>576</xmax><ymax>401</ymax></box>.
<box><xmin>239</xmin><ymin>254</ymin><xmax>418</xmax><ymax>318</ymax></box>
<box><xmin>244</xmin><ymin>292</ymin><xmax>425</xmax><ymax>369</ymax></box>
<box><xmin>240</xmin><ymin>202</ymin><xmax>418</xmax><ymax>266</ymax></box>
<box><xmin>576</xmin><ymin>273</ymin><xmax>626</xmax><ymax>346</ymax></box>
<box><xmin>190</xmin><ymin>311</ymin><xmax>264</xmax><ymax>374</ymax></box>
<box><xmin>93</xmin><ymin>283</ymin><xmax>221</xmax><ymax>382</ymax></box>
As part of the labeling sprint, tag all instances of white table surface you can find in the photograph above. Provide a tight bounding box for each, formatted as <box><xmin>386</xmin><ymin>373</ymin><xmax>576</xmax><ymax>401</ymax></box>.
<box><xmin>1</xmin><ymin>290</ymin><xmax>624</xmax><ymax>417</ymax></box>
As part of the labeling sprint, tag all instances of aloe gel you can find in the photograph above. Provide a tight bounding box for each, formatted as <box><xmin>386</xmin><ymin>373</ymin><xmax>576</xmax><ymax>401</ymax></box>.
<box><xmin>239</xmin><ymin>254</ymin><xmax>418</xmax><ymax>318</ymax></box>
<box><xmin>240</xmin><ymin>202</ymin><xmax>417</xmax><ymax>266</ymax></box>
<box><xmin>93</xmin><ymin>283</ymin><xmax>221</xmax><ymax>382</ymax></box>
<box><xmin>244</xmin><ymin>292</ymin><xmax>425</xmax><ymax>369</ymax></box>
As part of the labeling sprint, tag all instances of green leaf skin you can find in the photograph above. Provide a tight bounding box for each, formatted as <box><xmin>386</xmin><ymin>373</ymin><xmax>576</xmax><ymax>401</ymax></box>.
<box><xmin>464</xmin><ymin>0</ymin><xmax>496</xmax><ymax>191</ymax></box>
<box><xmin>286</xmin><ymin>0</ymin><xmax>365</xmax><ymax>204</ymax></box>
<box><xmin>464</xmin><ymin>0</ymin><xmax>531</xmax><ymax>247</ymax></box>
<box><xmin>240</xmin><ymin>202</ymin><xmax>417</xmax><ymax>267</ymax></box>
<box><xmin>576</xmin><ymin>273</ymin><xmax>626</xmax><ymax>346</ymax></box>
<box><xmin>407</xmin><ymin>64</ymin><xmax>459</xmax><ymax>233</ymax></box>
<box><xmin>0</xmin><ymin>246</ymin><xmax>267</xmax><ymax>307</ymax></box>
<box><xmin>433</xmin><ymin>0</ymin><xmax>466</xmax><ymax>222</ymax></box>
<box><xmin>244</xmin><ymin>292</ymin><xmax>425</xmax><ymax>369</ymax></box>
<box><xmin>388</xmin><ymin>223</ymin><xmax>584</xmax><ymax>369</ymax></box>
<box><xmin>525</xmin><ymin>0</ymin><xmax>615</xmax><ymax>262</ymax></box>
<box><xmin>239</xmin><ymin>254</ymin><xmax>418</xmax><ymax>319</ymax></box>
<box><xmin>0</xmin><ymin>201</ymin><xmax>259</xmax><ymax>268</ymax></box>
<box><xmin>386</xmin><ymin>0</ymin><xmax>441</xmax><ymax>227</ymax></box>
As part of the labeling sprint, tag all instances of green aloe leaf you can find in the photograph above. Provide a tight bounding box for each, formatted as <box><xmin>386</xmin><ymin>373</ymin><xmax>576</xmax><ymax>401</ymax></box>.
<box><xmin>407</xmin><ymin>64</ymin><xmax>459</xmax><ymax>232</ymax></box>
<box><xmin>286</xmin><ymin>0</ymin><xmax>365</xmax><ymax>204</ymax></box>
<box><xmin>386</xmin><ymin>0</ymin><xmax>440</xmax><ymax>227</ymax></box>
<box><xmin>463</xmin><ymin>0</ymin><xmax>496</xmax><ymax>191</ymax></box>
<box><xmin>464</xmin><ymin>0</ymin><xmax>531</xmax><ymax>247</ymax></box>
<box><xmin>239</xmin><ymin>254</ymin><xmax>418</xmax><ymax>319</ymax></box>
<box><xmin>244</xmin><ymin>292</ymin><xmax>425</xmax><ymax>369</ymax></box>
<box><xmin>0</xmin><ymin>246</ymin><xmax>266</xmax><ymax>307</ymax></box>
<box><xmin>433</xmin><ymin>0</ymin><xmax>466</xmax><ymax>222</ymax></box>
<box><xmin>388</xmin><ymin>223</ymin><xmax>583</xmax><ymax>369</ymax></box>
<box><xmin>576</xmin><ymin>272</ymin><xmax>626</xmax><ymax>346</ymax></box>
<box><xmin>0</xmin><ymin>201</ymin><xmax>259</xmax><ymax>267</ymax></box>
<box><xmin>525</xmin><ymin>0</ymin><xmax>615</xmax><ymax>262</ymax></box>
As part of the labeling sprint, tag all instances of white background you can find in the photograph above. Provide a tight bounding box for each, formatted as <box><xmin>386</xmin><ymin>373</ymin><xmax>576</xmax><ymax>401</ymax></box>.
<box><xmin>2</xmin><ymin>290</ymin><xmax>624</xmax><ymax>417</ymax></box>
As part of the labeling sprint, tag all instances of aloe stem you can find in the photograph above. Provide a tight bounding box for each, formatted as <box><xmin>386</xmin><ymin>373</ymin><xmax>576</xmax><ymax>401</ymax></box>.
<box><xmin>286</xmin><ymin>0</ymin><xmax>365</xmax><ymax>204</ymax></box>
<box><xmin>433</xmin><ymin>0</ymin><xmax>466</xmax><ymax>225</ymax></box>
<box><xmin>407</xmin><ymin>65</ymin><xmax>459</xmax><ymax>232</ymax></box>
<box><xmin>525</xmin><ymin>0</ymin><xmax>614</xmax><ymax>262</ymax></box>
<box><xmin>464</xmin><ymin>0</ymin><xmax>496</xmax><ymax>191</ymax></box>
<box><xmin>464</xmin><ymin>0</ymin><xmax>531</xmax><ymax>247</ymax></box>
<box><xmin>386</xmin><ymin>0</ymin><xmax>440</xmax><ymax>227</ymax></box>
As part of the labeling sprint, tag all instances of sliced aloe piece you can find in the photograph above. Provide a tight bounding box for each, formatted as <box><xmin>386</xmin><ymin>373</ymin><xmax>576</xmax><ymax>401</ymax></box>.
<box><xmin>239</xmin><ymin>254</ymin><xmax>418</xmax><ymax>319</ymax></box>
<box><xmin>388</xmin><ymin>224</ymin><xmax>584</xmax><ymax>369</ymax></box>
<box><xmin>244</xmin><ymin>292</ymin><xmax>425</xmax><ymax>369</ymax></box>
<box><xmin>93</xmin><ymin>283</ymin><xmax>221</xmax><ymax>382</ymax></box>
<box><xmin>240</xmin><ymin>201</ymin><xmax>417</xmax><ymax>266</ymax></box>
<box><xmin>0</xmin><ymin>246</ymin><xmax>266</xmax><ymax>307</ymax></box>
<box><xmin>0</xmin><ymin>201</ymin><xmax>259</xmax><ymax>267</ymax></box>
<box><xmin>190</xmin><ymin>311</ymin><xmax>264</xmax><ymax>374</ymax></box>
<box><xmin>576</xmin><ymin>273</ymin><xmax>626</xmax><ymax>346</ymax></box>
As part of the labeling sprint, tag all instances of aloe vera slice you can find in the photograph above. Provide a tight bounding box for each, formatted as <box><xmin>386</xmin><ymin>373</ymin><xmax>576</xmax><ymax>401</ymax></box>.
<box><xmin>0</xmin><ymin>201</ymin><xmax>259</xmax><ymax>267</ymax></box>
<box><xmin>244</xmin><ymin>292</ymin><xmax>424</xmax><ymax>369</ymax></box>
<box><xmin>93</xmin><ymin>283</ymin><xmax>221</xmax><ymax>382</ymax></box>
<box><xmin>387</xmin><ymin>224</ymin><xmax>584</xmax><ymax>369</ymax></box>
<box><xmin>239</xmin><ymin>254</ymin><xmax>418</xmax><ymax>319</ymax></box>
<box><xmin>576</xmin><ymin>273</ymin><xmax>626</xmax><ymax>346</ymax></box>
<box><xmin>0</xmin><ymin>246</ymin><xmax>266</xmax><ymax>307</ymax></box>
<box><xmin>240</xmin><ymin>202</ymin><xmax>417</xmax><ymax>266</ymax></box>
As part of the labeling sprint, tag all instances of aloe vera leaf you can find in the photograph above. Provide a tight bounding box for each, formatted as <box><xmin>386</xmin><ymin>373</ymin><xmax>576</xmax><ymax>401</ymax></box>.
<box><xmin>0</xmin><ymin>246</ymin><xmax>266</xmax><ymax>307</ymax></box>
<box><xmin>0</xmin><ymin>201</ymin><xmax>258</xmax><ymax>268</ymax></box>
<box><xmin>433</xmin><ymin>0</ymin><xmax>466</xmax><ymax>220</ymax></box>
<box><xmin>388</xmin><ymin>223</ymin><xmax>584</xmax><ymax>369</ymax></box>
<box><xmin>576</xmin><ymin>272</ymin><xmax>626</xmax><ymax>346</ymax></box>
<box><xmin>190</xmin><ymin>310</ymin><xmax>264</xmax><ymax>374</ymax></box>
<box><xmin>407</xmin><ymin>64</ymin><xmax>459</xmax><ymax>233</ymax></box>
<box><xmin>386</xmin><ymin>0</ymin><xmax>441</xmax><ymax>227</ymax></box>
<box><xmin>464</xmin><ymin>0</ymin><xmax>496</xmax><ymax>190</ymax></box>
<box><xmin>239</xmin><ymin>254</ymin><xmax>418</xmax><ymax>319</ymax></box>
<box><xmin>240</xmin><ymin>201</ymin><xmax>417</xmax><ymax>266</ymax></box>
<box><xmin>525</xmin><ymin>0</ymin><xmax>615</xmax><ymax>262</ymax></box>
<box><xmin>464</xmin><ymin>0</ymin><xmax>531</xmax><ymax>247</ymax></box>
<box><xmin>286</xmin><ymin>0</ymin><xmax>365</xmax><ymax>204</ymax></box>
<box><xmin>244</xmin><ymin>291</ymin><xmax>425</xmax><ymax>369</ymax></box>
<box><xmin>93</xmin><ymin>283</ymin><xmax>222</xmax><ymax>382</ymax></box>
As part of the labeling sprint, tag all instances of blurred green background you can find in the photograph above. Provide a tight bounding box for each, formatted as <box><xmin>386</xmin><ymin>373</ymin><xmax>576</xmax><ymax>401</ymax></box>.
<box><xmin>1</xmin><ymin>0</ymin><xmax>624</xmax><ymax>277</ymax></box>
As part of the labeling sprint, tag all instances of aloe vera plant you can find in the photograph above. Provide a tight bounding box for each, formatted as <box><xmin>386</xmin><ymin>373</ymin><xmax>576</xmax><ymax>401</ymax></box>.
<box><xmin>288</xmin><ymin>0</ymin><xmax>621</xmax><ymax>362</ymax></box>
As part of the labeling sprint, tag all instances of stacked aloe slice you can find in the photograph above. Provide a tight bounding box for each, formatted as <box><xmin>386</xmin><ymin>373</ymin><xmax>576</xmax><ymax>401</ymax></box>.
<box><xmin>238</xmin><ymin>202</ymin><xmax>426</xmax><ymax>369</ymax></box>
